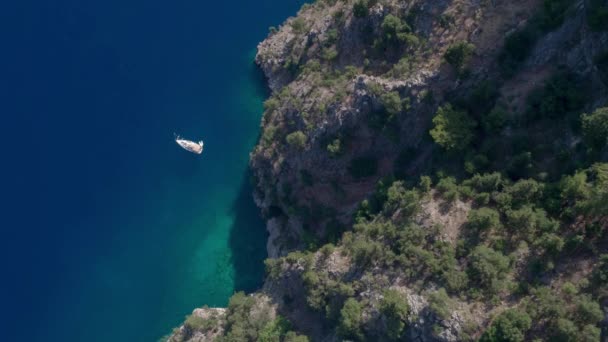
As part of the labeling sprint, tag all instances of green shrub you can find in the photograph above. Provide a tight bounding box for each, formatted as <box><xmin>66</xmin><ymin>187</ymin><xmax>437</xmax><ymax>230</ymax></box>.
<box><xmin>499</xmin><ymin>28</ymin><xmax>536</xmax><ymax>77</ymax></box>
<box><xmin>388</xmin><ymin>57</ymin><xmax>412</xmax><ymax>78</ymax></box>
<box><xmin>325</xmin><ymin>29</ymin><xmax>339</xmax><ymax>46</ymax></box>
<box><xmin>506</xmin><ymin>179</ymin><xmax>543</xmax><ymax>207</ymax></box>
<box><xmin>284</xmin><ymin>332</ymin><xmax>309</xmax><ymax>342</ymax></box>
<box><xmin>319</xmin><ymin>243</ymin><xmax>335</xmax><ymax>258</ymax></box>
<box><xmin>290</xmin><ymin>18</ymin><xmax>307</xmax><ymax>34</ymax></box>
<box><xmin>302</xmin><ymin>271</ymin><xmax>323</xmax><ymax>309</ymax></box>
<box><xmin>444</xmin><ymin>42</ymin><xmax>475</xmax><ymax>74</ymax></box>
<box><xmin>591</xmin><ymin>254</ymin><xmax>608</xmax><ymax>291</ymax></box>
<box><xmin>380</xmin><ymin>91</ymin><xmax>402</xmax><ymax>116</ymax></box>
<box><xmin>574</xmin><ymin>295</ymin><xmax>603</xmax><ymax>324</ymax></box>
<box><xmin>264</xmin><ymin>97</ymin><xmax>280</xmax><ymax>112</ymax></box>
<box><xmin>428</xmin><ymin>288</ymin><xmax>454</xmax><ymax>320</ymax></box>
<box><xmin>526</xmin><ymin>71</ymin><xmax>584</xmax><ymax>121</ymax></box>
<box><xmin>303</xmin><ymin>272</ymin><xmax>355</xmax><ymax>318</ymax></box>
<box><xmin>479</xmin><ymin>309</ymin><xmax>531</xmax><ymax>342</ymax></box>
<box><xmin>474</xmin><ymin>192</ymin><xmax>491</xmax><ymax>205</ymax></box>
<box><xmin>349</xmin><ymin>156</ymin><xmax>378</xmax><ymax>179</ymax></box>
<box><xmin>436</xmin><ymin>176</ymin><xmax>459</xmax><ymax>199</ymax></box>
<box><xmin>551</xmin><ymin>318</ymin><xmax>578</xmax><ymax>342</ymax></box>
<box><xmin>507</xmin><ymin>152</ymin><xmax>534</xmax><ymax>179</ymax></box>
<box><xmin>184</xmin><ymin>314</ymin><xmax>208</xmax><ymax>331</ymax></box>
<box><xmin>349</xmin><ymin>237</ymin><xmax>384</xmax><ymax>266</ymax></box>
<box><xmin>382</xmin><ymin>14</ymin><xmax>409</xmax><ymax>40</ymax></box>
<box><xmin>258</xmin><ymin>317</ymin><xmax>294</xmax><ymax>342</ymax></box>
<box><xmin>534</xmin><ymin>233</ymin><xmax>564</xmax><ymax>256</ymax></box>
<box><xmin>443</xmin><ymin>268</ymin><xmax>469</xmax><ymax>293</ymax></box>
<box><xmin>465</xmin><ymin>172</ymin><xmax>504</xmax><ymax>193</ymax></box>
<box><xmin>338</xmin><ymin>298</ymin><xmax>364</xmax><ymax>340</ymax></box>
<box><xmin>286</xmin><ymin>131</ymin><xmax>307</xmax><ymax>149</ymax></box>
<box><xmin>492</xmin><ymin>191</ymin><xmax>513</xmax><ymax>212</ymax></box>
<box><xmin>527</xmin><ymin>286</ymin><xmax>567</xmax><ymax>320</ymax></box>
<box><xmin>468</xmin><ymin>246</ymin><xmax>511</xmax><ymax>294</ymax></box>
<box><xmin>419</xmin><ymin>176</ymin><xmax>432</xmax><ymax>192</ymax></box>
<box><xmin>379</xmin><ymin>14</ymin><xmax>418</xmax><ymax>49</ymax></box>
<box><xmin>384</xmin><ymin>181</ymin><xmax>420</xmax><ymax>217</ymax></box>
<box><xmin>559</xmin><ymin>170</ymin><xmax>590</xmax><ymax>203</ymax></box>
<box><xmin>322</xmin><ymin>47</ymin><xmax>338</xmax><ymax>61</ymax></box>
<box><xmin>505</xmin><ymin>205</ymin><xmax>554</xmax><ymax>239</ymax></box>
<box><xmin>560</xmin><ymin>164</ymin><xmax>608</xmax><ymax>222</ymax></box>
<box><xmin>367</xmin><ymin>91</ymin><xmax>402</xmax><ymax>133</ymax></box>
<box><xmin>264</xmin><ymin>258</ymin><xmax>282</xmax><ymax>280</ymax></box>
<box><xmin>438</xmin><ymin>13</ymin><xmax>454</xmax><ymax>28</ymax></box>
<box><xmin>467</xmin><ymin>208</ymin><xmax>501</xmax><ymax>232</ymax></box>
<box><xmin>463</xmin><ymin>81</ymin><xmax>500</xmax><ymax>117</ymax></box>
<box><xmin>430</xmin><ymin>104</ymin><xmax>477</xmax><ymax>151</ymax></box>
<box><xmin>380</xmin><ymin>290</ymin><xmax>409</xmax><ymax>340</ymax></box>
<box><xmin>299</xmin><ymin>59</ymin><xmax>321</xmax><ymax>75</ymax></box>
<box><xmin>463</xmin><ymin>155</ymin><xmax>487</xmax><ymax>176</ymax></box>
<box><xmin>483</xmin><ymin>106</ymin><xmax>507</xmax><ymax>133</ymax></box>
<box><xmin>327</xmin><ymin>138</ymin><xmax>342</xmax><ymax>157</ymax></box>
<box><xmin>353</xmin><ymin>0</ymin><xmax>369</xmax><ymax>18</ymax></box>
<box><xmin>262</xmin><ymin>126</ymin><xmax>278</xmax><ymax>147</ymax></box>
<box><xmin>219</xmin><ymin>292</ymin><xmax>277</xmax><ymax>342</ymax></box>
<box><xmin>285</xmin><ymin>251</ymin><xmax>310</xmax><ymax>266</ymax></box>
<box><xmin>326</xmin><ymin>282</ymin><xmax>356</xmax><ymax>322</ymax></box>
<box><xmin>580</xmin><ymin>324</ymin><xmax>601</xmax><ymax>342</ymax></box>
<box><xmin>581</xmin><ymin>107</ymin><xmax>608</xmax><ymax>149</ymax></box>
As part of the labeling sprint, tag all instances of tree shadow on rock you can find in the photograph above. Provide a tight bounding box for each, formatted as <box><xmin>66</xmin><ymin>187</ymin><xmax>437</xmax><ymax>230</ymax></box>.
<box><xmin>228</xmin><ymin>172</ymin><xmax>268</xmax><ymax>293</ymax></box>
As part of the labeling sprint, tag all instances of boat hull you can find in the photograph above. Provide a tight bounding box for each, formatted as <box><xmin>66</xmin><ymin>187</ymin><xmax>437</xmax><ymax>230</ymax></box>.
<box><xmin>176</xmin><ymin>139</ymin><xmax>203</xmax><ymax>154</ymax></box>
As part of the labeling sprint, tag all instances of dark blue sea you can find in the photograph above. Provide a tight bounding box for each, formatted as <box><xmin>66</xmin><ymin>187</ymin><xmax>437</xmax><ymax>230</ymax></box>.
<box><xmin>0</xmin><ymin>1</ymin><xmax>304</xmax><ymax>341</ymax></box>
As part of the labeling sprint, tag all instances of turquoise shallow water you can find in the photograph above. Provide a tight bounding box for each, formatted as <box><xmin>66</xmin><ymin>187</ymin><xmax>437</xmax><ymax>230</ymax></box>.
<box><xmin>0</xmin><ymin>1</ymin><xmax>305</xmax><ymax>341</ymax></box>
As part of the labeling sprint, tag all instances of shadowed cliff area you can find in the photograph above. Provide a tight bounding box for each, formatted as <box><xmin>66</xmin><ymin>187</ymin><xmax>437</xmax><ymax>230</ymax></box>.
<box><xmin>228</xmin><ymin>173</ymin><xmax>268</xmax><ymax>293</ymax></box>
<box><xmin>226</xmin><ymin>58</ymin><xmax>272</xmax><ymax>293</ymax></box>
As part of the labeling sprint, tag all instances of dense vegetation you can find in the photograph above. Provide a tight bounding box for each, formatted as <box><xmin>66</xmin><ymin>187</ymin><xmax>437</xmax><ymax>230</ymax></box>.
<box><xmin>170</xmin><ymin>292</ymin><xmax>309</xmax><ymax>342</ymax></box>
<box><xmin>266</xmin><ymin>160</ymin><xmax>607</xmax><ymax>340</ymax></box>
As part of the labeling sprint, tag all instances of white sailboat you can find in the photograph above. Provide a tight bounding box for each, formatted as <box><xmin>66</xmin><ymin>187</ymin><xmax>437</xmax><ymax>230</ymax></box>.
<box><xmin>175</xmin><ymin>134</ymin><xmax>204</xmax><ymax>154</ymax></box>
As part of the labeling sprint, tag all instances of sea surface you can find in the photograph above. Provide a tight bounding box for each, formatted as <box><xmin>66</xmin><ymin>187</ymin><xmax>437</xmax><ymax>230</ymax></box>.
<box><xmin>0</xmin><ymin>1</ymin><xmax>304</xmax><ymax>341</ymax></box>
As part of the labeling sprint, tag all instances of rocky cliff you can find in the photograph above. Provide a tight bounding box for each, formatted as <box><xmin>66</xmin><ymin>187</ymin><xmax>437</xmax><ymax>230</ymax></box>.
<box><xmin>252</xmin><ymin>0</ymin><xmax>607</xmax><ymax>256</ymax></box>
<box><xmin>169</xmin><ymin>0</ymin><xmax>608</xmax><ymax>341</ymax></box>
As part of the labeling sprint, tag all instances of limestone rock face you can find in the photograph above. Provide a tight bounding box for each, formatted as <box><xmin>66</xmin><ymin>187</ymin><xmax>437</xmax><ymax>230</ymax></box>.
<box><xmin>255</xmin><ymin>28</ymin><xmax>296</xmax><ymax>92</ymax></box>
<box><xmin>523</xmin><ymin>1</ymin><xmax>608</xmax><ymax>107</ymax></box>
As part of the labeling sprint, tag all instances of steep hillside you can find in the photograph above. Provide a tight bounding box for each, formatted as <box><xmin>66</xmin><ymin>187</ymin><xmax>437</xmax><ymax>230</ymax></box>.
<box><xmin>168</xmin><ymin>0</ymin><xmax>608</xmax><ymax>341</ymax></box>
<box><xmin>251</xmin><ymin>0</ymin><xmax>608</xmax><ymax>256</ymax></box>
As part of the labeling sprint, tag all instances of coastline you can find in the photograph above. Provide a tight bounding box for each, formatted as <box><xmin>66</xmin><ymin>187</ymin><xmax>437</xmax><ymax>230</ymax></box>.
<box><xmin>167</xmin><ymin>0</ymin><xmax>608</xmax><ymax>340</ymax></box>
